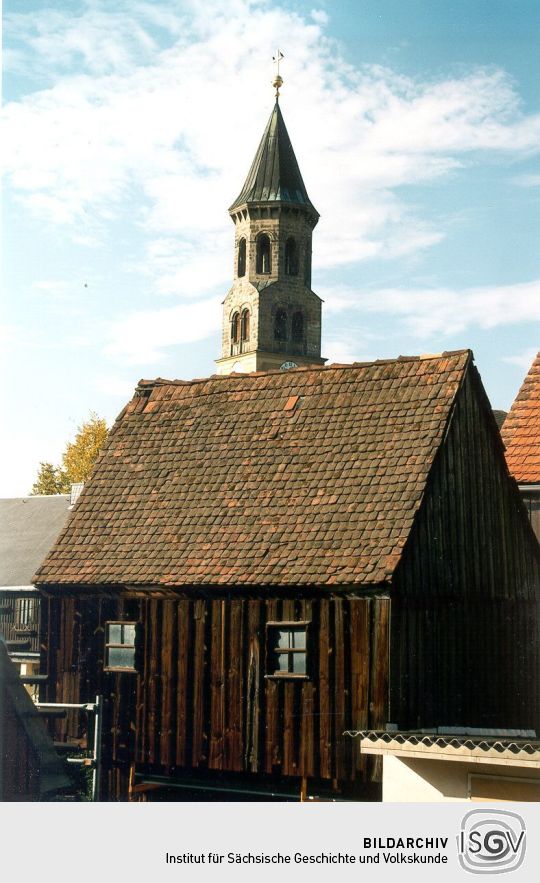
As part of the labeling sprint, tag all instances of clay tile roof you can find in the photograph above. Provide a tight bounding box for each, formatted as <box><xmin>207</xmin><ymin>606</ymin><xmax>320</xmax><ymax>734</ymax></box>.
<box><xmin>502</xmin><ymin>352</ymin><xmax>540</xmax><ymax>484</ymax></box>
<box><xmin>35</xmin><ymin>351</ymin><xmax>471</xmax><ymax>589</ymax></box>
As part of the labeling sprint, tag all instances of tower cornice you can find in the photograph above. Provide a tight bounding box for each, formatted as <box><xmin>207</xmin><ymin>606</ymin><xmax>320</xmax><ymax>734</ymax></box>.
<box><xmin>229</xmin><ymin>200</ymin><xmax>319</xmax><ymax>228</ymax></box>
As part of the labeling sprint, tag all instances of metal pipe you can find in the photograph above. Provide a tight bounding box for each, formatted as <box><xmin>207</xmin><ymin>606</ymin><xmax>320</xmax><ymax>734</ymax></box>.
<box><xmin>136</xmin><ymin>774</ymin><xmax>342</xmax><ymax>801</ymax></box>
<box><xmin>92</xmin><ymin>695</ymin><xmax>103</xmax><ymax>802</ymax></box>
<box><xmin>35</xmin><ymin>702</ymin><xmax>96</xmax><ymax>711</ymax></box>
<box><xmin>138</xmin><ymin>776</ymin><xmax>302</xmax><ymax>800</ymax></box>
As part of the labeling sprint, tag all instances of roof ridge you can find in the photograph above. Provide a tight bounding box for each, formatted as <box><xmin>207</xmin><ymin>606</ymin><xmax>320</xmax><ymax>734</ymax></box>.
<box><xmin>0</xmin><ymin>494</ymin><xmax>70</xmax><ymax>502</ymax></box>
<box><xmin>136</xmin><ymin>350</ymin><xmax>472</xmax><ymax>391</ymax></box>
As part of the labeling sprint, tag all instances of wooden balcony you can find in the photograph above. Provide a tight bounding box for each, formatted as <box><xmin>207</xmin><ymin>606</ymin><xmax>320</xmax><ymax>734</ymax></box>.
<box><xmin>0</xmin><ymin>595</ymin><xmax>41</xmax><ymax>655</ymax></box>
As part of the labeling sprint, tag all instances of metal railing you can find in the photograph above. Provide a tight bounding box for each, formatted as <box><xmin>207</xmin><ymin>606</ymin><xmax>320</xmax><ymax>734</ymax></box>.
<box><xmin>35</xmin><ymin>696</ymin><xmax>103</xmax><ymax>801</ymax></box>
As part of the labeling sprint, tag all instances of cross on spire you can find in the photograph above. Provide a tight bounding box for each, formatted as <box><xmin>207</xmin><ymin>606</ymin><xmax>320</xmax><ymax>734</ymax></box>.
<box><xmin>272</xmin><ymin>49</ymin><xmax>284</xmax><ymax>99</ymax></box>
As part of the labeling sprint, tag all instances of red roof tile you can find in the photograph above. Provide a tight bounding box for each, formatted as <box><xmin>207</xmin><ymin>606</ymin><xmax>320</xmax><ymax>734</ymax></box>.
<box><xmin>35</xmin><ymin>351</ymin><xmax>471</xmax><ymax>588</ymax></box>
<box><xmin>502</xmin><ymin>353</ymin><xmax>540</xmax><ymax>484</ymax></box>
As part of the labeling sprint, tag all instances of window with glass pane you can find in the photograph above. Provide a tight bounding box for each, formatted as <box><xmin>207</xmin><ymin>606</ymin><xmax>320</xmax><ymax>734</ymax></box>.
<box><xmin>105</xmin><ymin>622</ymin><xmax>137</xmax><ymax>671</ymax></box>
<box><xmin>267</xmin><ymin>623</ymin><xmax>308</xmax><ymax>677</ymax></box>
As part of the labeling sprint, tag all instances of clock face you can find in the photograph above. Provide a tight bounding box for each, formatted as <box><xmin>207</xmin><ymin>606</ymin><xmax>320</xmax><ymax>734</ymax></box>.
<box><xmin>279</xmin><ymin>361</ymin><xmax>298</xmax><ymax>371</ymax></box>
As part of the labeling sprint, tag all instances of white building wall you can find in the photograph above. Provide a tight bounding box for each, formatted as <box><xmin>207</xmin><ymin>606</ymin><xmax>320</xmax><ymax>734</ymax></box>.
<box><xmin>382</xmin><ymin>755</ymin><xmax>540</xmax><ymax>802</ymax></box>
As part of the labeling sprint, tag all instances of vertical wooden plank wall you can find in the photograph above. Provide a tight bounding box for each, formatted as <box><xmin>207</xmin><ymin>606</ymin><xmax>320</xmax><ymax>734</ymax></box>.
<box><xmin>522</xmin><ymin>493</ymin><xmax>540</xmax><ymax>545</ymax></box>
<box><xmin>43</xmin><ymin>594</ymin><xmax>390</xmax><ymax>792</ymax></box>
<box><xmin>391</xmin><ymin>369</ymin><xmax>540</xmax><ymax>732</ymax></box>
<box><xmin>134</xmin><ymin>596</ymin><xmax>389</xmax><ymax>782</ymax></box>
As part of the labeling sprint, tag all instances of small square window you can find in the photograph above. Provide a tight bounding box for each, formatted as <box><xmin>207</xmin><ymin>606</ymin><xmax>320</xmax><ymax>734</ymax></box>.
<box><xmin>267</xmin><ymin>622</ymin><xmax>309</xmax><ymax>678</ymax></box>
<box><xmin>105</xmin><ymin>622</ymin><xmax>138</xmax><ymax>672</ymax></box>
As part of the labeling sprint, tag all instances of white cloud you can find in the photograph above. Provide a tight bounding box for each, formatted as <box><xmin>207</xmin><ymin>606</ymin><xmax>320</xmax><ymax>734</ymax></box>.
<box><xmin>4</xmin><ymin>3</ymin><xmax>181</xmax><ymax>79</ymax></box>
<box><xmin>310</xmin><ymin>10</ymin><xmax>329</xmax><ymax>26</ymax></box>
<box><xmin>502</xmin><ymin>347</ymin><xmax>538</xmax><ymax>371</ymax></box>
<box><xmin>94</xmin><ymin>374</ymin><xmax>138</xmax><ymax>399</ymax></box>
<box><xmin>4</xmin><ymin>0</ymin><xmax>540</xmax><ymax>297</ymax></box>
<box><xmin>324</xmin><ymin>339</ymin><xmax>371</xmax><ymax>365</ymax></box>
<box><xmin>323</xmin><ymin>278</ymin><xmax>540</xmax><ymax>338</ymax></box>
<box><xmin>104</xmin><ymin>296</ymin><xmax>221</xmax><ymax>364</ymax></box>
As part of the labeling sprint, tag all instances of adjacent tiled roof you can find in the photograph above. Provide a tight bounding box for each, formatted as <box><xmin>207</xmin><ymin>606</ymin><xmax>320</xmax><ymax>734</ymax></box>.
<box><xmin>0</xmin><ymin>495</ymin><xmax>71</xmax><ymax>587</ymax></box>
<box><xmin>502</xmin><ymin>352</ymin><xmax>540</xmax><ymax>484</ymax></box>
<box><xmin>492</xmin><ymin>409</ymin><xmax>507</xmax><ymax>431</ymax></box>
<box><xmin>229</xmin><ymin>101</ymin><xmax>318</xmax><ymax>217</ymax></box>
<box><xmin>35</xmin><ymin>351</ymin><xmax>471</xmax><ymax>589</ymax></box>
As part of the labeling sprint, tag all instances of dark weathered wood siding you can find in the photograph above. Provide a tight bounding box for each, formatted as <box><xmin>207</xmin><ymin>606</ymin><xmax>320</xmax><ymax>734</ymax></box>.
<box><xmin>391</xmin><ymin>368</ymin><xmax>540</xmax><ymax>731</ymax></box>
<box><xmin>41</xmin><ymin>595</ymin><xmax>390</xmax><ymax>799</ymax></box>
<box><xmin>0</xmin><ymin>687</ymin><xmax>40</xmax><ymax>801</ymax></box>
<box><xmin>521</xmin><ymin>492</ymin><xmax>540</xmax><ymax>544</ymax></box>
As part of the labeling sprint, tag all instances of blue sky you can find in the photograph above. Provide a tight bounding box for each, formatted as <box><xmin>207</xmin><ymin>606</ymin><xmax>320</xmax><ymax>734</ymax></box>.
<box><xmin>2</xmin><ymin>0</ymin><xmax>539</xmax><ymax>496</ymax></box>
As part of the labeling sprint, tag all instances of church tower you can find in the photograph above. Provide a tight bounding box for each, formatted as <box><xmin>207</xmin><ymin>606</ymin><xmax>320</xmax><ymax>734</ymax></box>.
<box><xmin>215</xmin><ymin>82</ymin><xmax>325</xmax><ymax>374</ymax></box>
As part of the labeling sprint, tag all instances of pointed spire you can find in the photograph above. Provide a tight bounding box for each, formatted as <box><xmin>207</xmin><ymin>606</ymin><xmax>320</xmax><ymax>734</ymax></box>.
<box><xmin>229</xmin><ymin>102</ymin><xmax>318</xmax><ymax>220</ymax></box>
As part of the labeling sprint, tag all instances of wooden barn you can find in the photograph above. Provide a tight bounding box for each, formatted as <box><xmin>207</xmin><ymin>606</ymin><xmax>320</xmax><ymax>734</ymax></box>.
<box><xmin>34</xmin><ymin>350</ymin><xmax>540</xmax><ymax>801</ymax></box>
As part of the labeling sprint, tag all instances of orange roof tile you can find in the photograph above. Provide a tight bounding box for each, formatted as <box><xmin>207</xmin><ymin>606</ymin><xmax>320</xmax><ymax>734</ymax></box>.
<box><xmin>502</xmin><ymin>353</ymin><xmax>540</xmax><ymax>484</ymax></box>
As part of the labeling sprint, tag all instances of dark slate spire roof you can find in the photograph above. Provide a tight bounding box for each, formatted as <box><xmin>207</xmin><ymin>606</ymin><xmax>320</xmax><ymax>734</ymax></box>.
<box><xmin>229</xmin><ymin>101</ymin><xmax>318</xmax><ymax>217</ymax></box>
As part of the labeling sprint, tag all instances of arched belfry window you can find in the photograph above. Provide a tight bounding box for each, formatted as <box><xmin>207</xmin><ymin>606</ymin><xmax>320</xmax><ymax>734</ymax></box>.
<box><xmin>292</xmin><ymin>311</ymin><xmax>304</xmax><ymax>343</ymax></box>
<box><xmin>237</xmin><ymin>238</ymin><xmax>246</xmax><ymax>278</ymax></box>
<box><xmin>285</xmin><ymin>238</ymin><xmax>299</xmax><ymax>276</ymax></box>
<box><xmin>241</xmin><ymin>308</ymin><xmax>250</xmax><ymax>342</ymax></box>
<box><xmin>231</xmin><ymin>312</ymin><xmax>240</xmax><ymax>344</ymax></box>
<box><xmin>274</xmin><ymin>308</ymin><xmax>287</xmax><ymax>341</ymax></box>
<box><xmin>256</xmin><ymin>234</ymin><xmax>271</xmax><ymax>274</ymax></box>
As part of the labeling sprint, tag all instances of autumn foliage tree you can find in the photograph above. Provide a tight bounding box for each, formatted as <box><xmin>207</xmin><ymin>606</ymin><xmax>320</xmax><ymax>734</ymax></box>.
<box><xmin>31</xmin><ymin>412</ymin><xmax>108</xmax><ymax>495</ymax></box>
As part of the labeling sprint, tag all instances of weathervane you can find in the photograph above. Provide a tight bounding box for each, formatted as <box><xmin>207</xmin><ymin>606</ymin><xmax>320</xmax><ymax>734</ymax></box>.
<box><xmin>272</xmin><ymin>49</ymin><xmax>284</xmax><ymax>99</ymax></box>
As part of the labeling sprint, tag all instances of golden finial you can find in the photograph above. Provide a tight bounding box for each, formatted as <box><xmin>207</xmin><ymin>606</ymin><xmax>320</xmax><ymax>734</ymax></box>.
<box><xmin>272</xmin><ymin>49</ymin><xmax>284</xmax><ymax>100</ymax></box>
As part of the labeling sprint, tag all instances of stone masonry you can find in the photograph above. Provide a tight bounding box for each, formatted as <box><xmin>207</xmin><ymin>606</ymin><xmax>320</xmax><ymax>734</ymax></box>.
<box><xmin>215</xmin><ymin>101</ymin><xmax>326</xmax><ymax>375</ymax></box>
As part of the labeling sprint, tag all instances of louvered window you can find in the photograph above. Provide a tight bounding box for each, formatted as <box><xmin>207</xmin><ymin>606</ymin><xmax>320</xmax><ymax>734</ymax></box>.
<box><xmin>15</xmin><ymin>597</ymin><xmax>37</xmax><ymax>627</ymax></box>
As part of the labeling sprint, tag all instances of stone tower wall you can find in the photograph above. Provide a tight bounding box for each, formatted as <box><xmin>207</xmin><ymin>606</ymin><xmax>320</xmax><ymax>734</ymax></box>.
<box><xmin>217</xmin><ymin>204</ymin><xmax>322</xmax><ymax>372</ymax></box>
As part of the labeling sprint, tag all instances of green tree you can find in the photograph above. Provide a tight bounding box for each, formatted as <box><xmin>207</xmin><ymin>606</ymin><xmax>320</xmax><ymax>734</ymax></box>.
<box><xmin>31</xmin><ymin>462</ymin><xmax>69</xmax><ymax>495</ymax></box>
<box><xmin>30</xmin><ymin>412</ymin><xmax>108</xmax><ymax>495</ymax></box>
